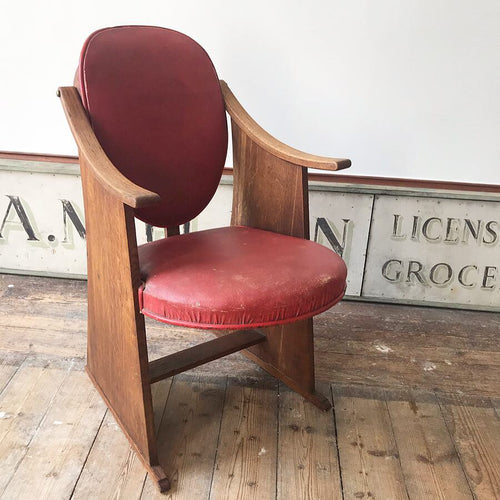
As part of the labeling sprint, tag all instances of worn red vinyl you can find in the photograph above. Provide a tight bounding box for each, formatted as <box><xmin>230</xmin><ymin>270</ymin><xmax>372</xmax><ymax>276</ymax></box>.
<box><xmin>138</xmin><ymin>226</ymin><xmax>347</xmax><ymax>329</ymax></box>
<box><xmin>76</xmin><ymin>26</ymin><xmax>348</xmax><ymax>331</ymax></box>
<box><xmin>76</xmin><ymin>25</ymin><xmax>227</xmax><ymax>227</ymax></box>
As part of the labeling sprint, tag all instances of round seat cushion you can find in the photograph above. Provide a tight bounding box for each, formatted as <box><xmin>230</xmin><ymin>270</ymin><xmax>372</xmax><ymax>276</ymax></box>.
<box><xmin>138</xmin><ymin>226</ymin><xmax>347</xmax><ymax>330</ymax></box>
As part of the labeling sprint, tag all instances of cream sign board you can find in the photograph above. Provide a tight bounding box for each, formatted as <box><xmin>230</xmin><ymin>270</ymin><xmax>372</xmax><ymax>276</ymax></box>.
<box><xmin>363</xmin><ymin>196</ymin><xmax>500</xmax><ymax>309</ymax></box>
<box><xmin>0</xmin><ymin>165</ymin><xmax>231</xmax><ymax>278</ymax></box>
<box><xmin>0</xmin><ymin>167</ymin><xmax>87</xmax><ymax>276</ymax></box>
<box><xmin>1</xmin><ymin>158</ymin><xmax>499</xmax><ymax>312</ymax></box>
<box><xmin>0</xmin><ymin>161</ymin><xmax>235</xmax><ymax>278</ymax></box>
<box><xmin>309</xmin><ymin>191</ymin><xmax>373</xmax><ymax>296</ymax></box>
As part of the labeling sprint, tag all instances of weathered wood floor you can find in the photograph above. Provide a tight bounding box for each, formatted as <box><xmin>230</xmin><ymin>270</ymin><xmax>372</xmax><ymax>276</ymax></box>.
<box><xmin>1</xmin><ymin>274</ymin><xmax>499</xmax><ymax>499</ymax></box>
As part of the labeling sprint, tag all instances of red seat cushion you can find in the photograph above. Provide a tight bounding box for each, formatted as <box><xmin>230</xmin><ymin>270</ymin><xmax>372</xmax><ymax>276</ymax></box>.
<box><xmin>138</xmin><ymin>226</ymin><xmax>347</xmax><ymax>330</ymax></box>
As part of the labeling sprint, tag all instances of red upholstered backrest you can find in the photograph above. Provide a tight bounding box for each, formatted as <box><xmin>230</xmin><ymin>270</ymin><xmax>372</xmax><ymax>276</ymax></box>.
<box><xmin>76</xmin><ymin>26</ymin><xmax>228</xmax><ymax>227</ymax></box>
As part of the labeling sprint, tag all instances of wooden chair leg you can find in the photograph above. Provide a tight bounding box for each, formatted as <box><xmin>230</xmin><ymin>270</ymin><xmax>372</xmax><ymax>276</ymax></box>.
<box><xmin>79</xmin><ymin>163</ymin><xmax>170</xmax><ymax>492</ymax></box>
<box><xmin>86</xmin><ymin>368</ymin><xmax>169</xmax><ymax>492</ymax></box>
<box><xmin>85</xmin><ymin>310</ymin><xmax>170</xmax><ymax>492</ymax></box>
<box><xmin>242</xmin><ymin>318</ymin><xmax>331</xmax><ymax>411</ymax></box>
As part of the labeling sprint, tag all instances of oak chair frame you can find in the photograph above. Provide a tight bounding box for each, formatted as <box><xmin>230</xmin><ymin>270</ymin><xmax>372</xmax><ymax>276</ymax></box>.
<box><xmin>58</xmin><ymin>82</ymin><xmax>350</xmax><ymax>492</ymax></box>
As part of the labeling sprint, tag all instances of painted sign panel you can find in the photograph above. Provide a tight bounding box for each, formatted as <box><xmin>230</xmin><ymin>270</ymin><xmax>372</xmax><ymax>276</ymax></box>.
<box><xmin>0</xmin><ymin>165</ymin><xmax>374</xmax><ymax>296</ymax></box>
<box><xmin>0</xmin><ymin>167</ymin><xmax>234</xmax><ymax>278</ymax></box>
<box><xmin>309</xmin><ymin>191</ymin><xmax>373</xmax><ymax>296</ymax></box>
<box><xmin>0</xmin><ymin>169</ymin><xmax>87</xmax><ymax>276</ymax></box>
<box><xmin>1</xmin><ymin>158</ymin><xmax>499</xmax><ymax>312</ymax></box>
<box><xmin>362</xmin><ymin>195</ymin><xmax>500</xmax><ymax>309</ymax></box>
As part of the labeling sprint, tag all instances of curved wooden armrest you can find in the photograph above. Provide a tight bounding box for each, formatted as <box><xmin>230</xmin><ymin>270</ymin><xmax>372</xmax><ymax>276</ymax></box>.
<box><xmin>220</xmin><ymin>80</ymin><xmax>351</xmax><ymax>171</ymax></box>
<box><xmin>58</xmin><ymin>86</ymin><xmax>161</xmax><ymax>209</ymax></box>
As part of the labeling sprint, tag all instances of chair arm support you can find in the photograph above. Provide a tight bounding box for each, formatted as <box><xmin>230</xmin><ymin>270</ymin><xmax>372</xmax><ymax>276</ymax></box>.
<box><xmin>220</xmin><ymin>81</ymin><xmax>351</xmax><ymax>172</ymax></box>
<box><xmin>58</xmin><ymin>87</ymin><xmax>161</xmax><ymax>209</ymax></box>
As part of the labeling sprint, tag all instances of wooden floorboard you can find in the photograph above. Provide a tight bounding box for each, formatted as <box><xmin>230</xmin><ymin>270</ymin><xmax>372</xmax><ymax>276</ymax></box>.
<box><xmin>1</xmin><ymin>273</ymin><xmax>500</xmax><ymax>499</ymax></box>
<box><xmin>439</xmin><ymin>394</ymin><xmax>500</xmax><ymax>500</ymax></box>
<box><xmin>1</xmin><ymin>368</ymin><xmax>106</xmax><ymax>500</ymax></box>
<box><xmin>71</xmin><ymin>379</ymin><xmax>172</xmax><ymax>500</ymax></box>
<box><xmin>277</xmin><ymin>382</ymin><xmax>342</xmax><ymax>500</ymax></box>
<box><xmin>0</xmin><ymin>360</ymin><xmax>21</xmax><ymax>396</ymax></box>
<box><xmin>141</xmin><ymin>375</ymin><xmax>226</xmax><ymax>500</ymax></box>
<box><xmin>3</xmin><ymin>273</ymin><xmax>500</xmax><ymax>397</ymax></box>
<box><xmin>333</xmin><ymin>386</ymin><xmax>409</xmax><ymax>500</ymax></box>
<box><xmin>0</xmin><ymin>361</ymin><xmax>69</xmax><ymax>495</ymax></box>
<box><xmin>387</xmin><ymin>390</ymin><xmax>473</xmax><ymax>500</ymax></box>
<box><xmin>209</xmin><ymin>376</ymin><xmax>278</xmax><ymax>500</ymax></box>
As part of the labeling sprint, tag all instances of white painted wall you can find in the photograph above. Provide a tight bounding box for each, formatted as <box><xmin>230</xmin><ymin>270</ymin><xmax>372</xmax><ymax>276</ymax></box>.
<box><xmin>0</xmin><ymin>0</ymin><xmax>498</xmax><ymax>183</ymax></box>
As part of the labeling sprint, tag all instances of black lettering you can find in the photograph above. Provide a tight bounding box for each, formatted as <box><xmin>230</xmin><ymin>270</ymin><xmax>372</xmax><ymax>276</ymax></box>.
<box><xmin>381</xmin><ymin>259</ymin><xmax>402</xmax><ymax>282</ymax></box>
<box><xmin>0</xmin><ymin>195</ymin><xmax>39</xmax><ymax>241</ymax></box>
<box><xmin>406</xmin><ymin>260</ymin><xmax>427</xmax><ymax>284</ymax></box>
<box><xmin>482</xmin><ymin>266</ymin><xmax>497</xmax><ymax>289</ymax></box>
<box><xmin>411</xmin><ymin>216</ymin><xmax>420</xmax><ymax>241</ymax></box>
<box><xmin>61</xmin><ymin>200</ymin><xmax>86</xmax><ymax>242</ymax></box>
<box><xmin>482</xmin><ymin>221</ymin><xmax>498</xmax><ymax>245</ymax></box>
<box><xmin>444</xmin><ymin>218</ymin><xmax>460</xmax><ymax>243</ymax></box>
<box><xmin>430</xmin><ymin>262</ymin><xmax>453</xmax><ymax>286</ymax></box>
<box><xmin>463</xmin><ymin>219</ymin><xmax>482</xmax><ymax>243</ymax></box>
<box><xmin>422</xmin><ymin>217</ymin><xmax>442</xmax><ymax>242</ymax></box>
<box><xmin>314</xmin><ymin>217</ymin><xmax>351</xmax><ymax>257</ymax></box>
<box><xmin>392</xmin><ymin>214</ymin><xmax>405</xmax><ymax>239</ymax></box>
<box><xmin>458</xmin><ymin>265</ymin><xmax>477</xmax><ymax>288</ymax></box>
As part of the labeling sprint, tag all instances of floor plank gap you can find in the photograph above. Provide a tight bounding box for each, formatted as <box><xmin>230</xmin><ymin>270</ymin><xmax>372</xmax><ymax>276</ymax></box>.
<box><xmin>68</xmin><ymin>408</ymin><xmax>108</xmax><ymax>500</ymax></box>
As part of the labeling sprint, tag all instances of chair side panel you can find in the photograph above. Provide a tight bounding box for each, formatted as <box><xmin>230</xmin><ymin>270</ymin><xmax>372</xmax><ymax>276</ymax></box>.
<box><xmin>79</xmin><ymin>155</ymin><xmax>157</xmax><ymax>464</ymax></box>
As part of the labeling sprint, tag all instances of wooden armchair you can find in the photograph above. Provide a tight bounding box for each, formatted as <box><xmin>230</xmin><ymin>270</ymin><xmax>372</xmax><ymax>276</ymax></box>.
<box><xmin>58</xmin><ymin>26</ymin><xmax>351</xmax><ymax>492</ymax></box>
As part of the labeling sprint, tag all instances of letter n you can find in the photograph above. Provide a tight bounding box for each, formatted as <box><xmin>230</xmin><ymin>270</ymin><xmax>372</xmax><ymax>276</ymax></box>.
<box><xmin>314</xmin><ymin>217</ymin><xmax>351</xmax><ymax>257</ymax></box>
<box><xmin>61</xmin><ymin>200</ymin><xmax>86</xmax><ymax>242</ymax></box>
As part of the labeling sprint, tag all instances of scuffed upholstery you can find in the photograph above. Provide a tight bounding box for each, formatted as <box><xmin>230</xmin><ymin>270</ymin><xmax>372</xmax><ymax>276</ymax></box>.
<box><xmin>75</xmin><ymin>25</ymin><xmax>349</xmax><ymax>332</ymax></box>
<box><xmin>138</xmin><ymin>226</ymin><xmax>347</xmax><ymax>329</ymax></box>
